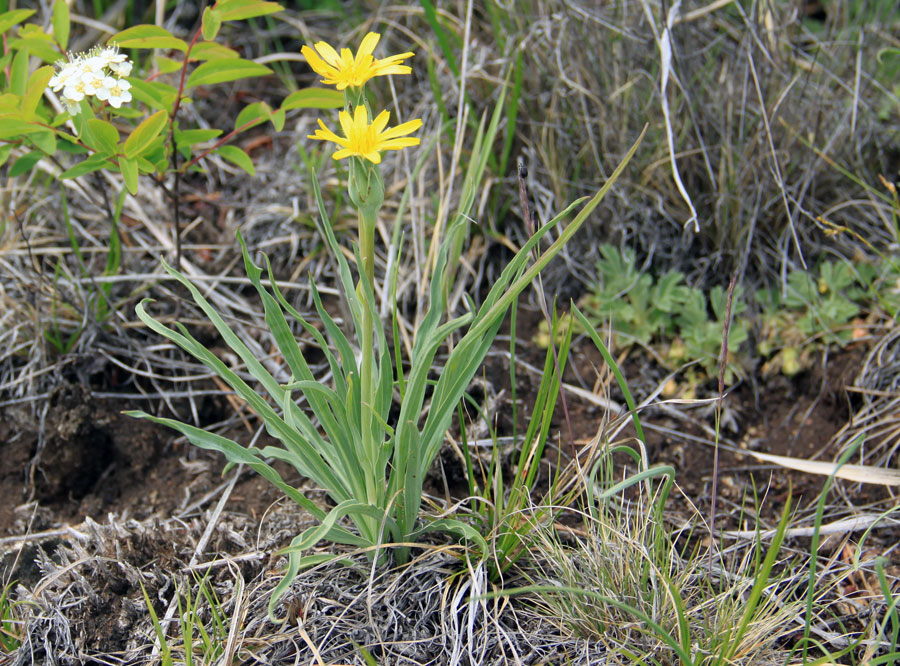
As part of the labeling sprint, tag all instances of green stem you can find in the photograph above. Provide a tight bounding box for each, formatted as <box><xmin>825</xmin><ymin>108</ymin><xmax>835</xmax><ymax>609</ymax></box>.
<box><xmin>358</xmin><ymin>206</ymin><xmax>377</xmax><ymax>512</ymax></box>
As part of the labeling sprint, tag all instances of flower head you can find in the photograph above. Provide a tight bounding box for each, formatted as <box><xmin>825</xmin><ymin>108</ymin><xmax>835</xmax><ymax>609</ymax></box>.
<box><xmin>302</xmin><ymin>32</ymin><xmax>413</xmax><ymax>90</ymax></box>
<box><xmin>95</xmin><ymin>77</ymin><xmax>132</xmax><ymax>108</ymax></box>
<box><xmin>47</xmin><ymin>46</ymin><xmax>134</xmax><ymax>114</ymax></box>
<box><xmin>309</xmin><ymin>106</ymin><xmax>422</xmax><ymax>164</ymax></box>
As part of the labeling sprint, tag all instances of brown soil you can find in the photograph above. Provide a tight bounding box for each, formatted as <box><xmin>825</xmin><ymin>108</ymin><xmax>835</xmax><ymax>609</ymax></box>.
<box><xmin>1</xmin><ymin>315</ymin><xmax>896</xmax><ymax>660</ymax></box>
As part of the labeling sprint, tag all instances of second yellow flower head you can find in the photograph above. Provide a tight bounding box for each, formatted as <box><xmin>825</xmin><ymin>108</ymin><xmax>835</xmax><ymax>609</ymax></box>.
<box><xmin>309</xmin><ymin>106</ymin><xmax>422</xmax><ymax>164</ymax></box>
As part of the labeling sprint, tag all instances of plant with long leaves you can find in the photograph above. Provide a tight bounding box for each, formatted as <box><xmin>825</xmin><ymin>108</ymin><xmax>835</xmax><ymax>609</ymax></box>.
<box><xmin>128</xmin><ymin>30</ymin><xmax>646</xmax><ymax>618</ymax></box>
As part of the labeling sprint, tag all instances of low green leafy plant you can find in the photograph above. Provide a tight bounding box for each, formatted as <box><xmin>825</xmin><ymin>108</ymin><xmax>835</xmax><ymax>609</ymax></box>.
<box><xmin>569</xmin><ymin>243</ymin><xmax>749</xmax><ymax>386</ymax></box>
<box><xmin>125</xmin><ymin>28</ymin><xmax>645</xmax><ymax>618</ymax></box>
<box><xmin>0</xmin><ymin>1</ymin><xmax>342</xmax><ymax>350</ymax></box>
<box><xmin>571</xmin><ymin>243</ymin><xmax>900</xmax><ymax>385</ymax></box>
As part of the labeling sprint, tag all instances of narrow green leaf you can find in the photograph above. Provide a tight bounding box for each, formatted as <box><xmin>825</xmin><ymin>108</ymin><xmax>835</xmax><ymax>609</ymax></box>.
<box><xmin>216</xmin><ymin>145</ymin><xmax>255</xmax><ymax>175</ymax></box>
<box><xmin>124</xmin><ymin>109</ymin><xmax>168</xmax><ymax>158</ymax></box>
<box><xmin>0</xmin><ymin>145</ymin><xmax>13</xmax><ymax>168</ymax></box>
<box><xmin>109</xmin><ymin>25</ymin><xmax>188</xmax><ymax>51</ymax></box>
<box><xmin>185</xmin><ymin>58</ymin><xmax>272</xmax><ymax>88</ymax></box>
<box><xmin>52</xmin><ymin>0</ymin><xmax>70</xmax><ymax>51</ymax></box>
<box><xmin>201</xmin><ymin>7</ymin><xmax>222</xmax><ymax>41</ymax></box>
<box><xmin>0</xmin><ymin>10</ymin><xmax>36</xmax><ymax>35</ymax></box>
<box><xmin>85</xmin><ymin>119</ymin><xmax>119</xmax><ymax>155</ymax></box>
<box><xmin>9</xmin><ymin>150</ymin><xmax>42</xmax><ymax>177</ymax></box>
<box><xmin>21</xmin><ymin>65</ymin><xmax>53</xmax><ymax>116</ymax></box>
<box><xmin>120</xmin><ymin>155</ymin><xmax>138</xmax><ymax>194</ymax></box>
<box><xmin>217</xmin><ymin>0</ymin><xmax>284</xmax><ymax>21</ymax></box>
<box><xmin>281</xmin><ymin>87</ymin><xmax>343</xmax><ymax>111</ymax></box>
<box><xmin>420</xmin><ymin>0</ymin><xmax>459</xmax><ymax>77</ymax></box>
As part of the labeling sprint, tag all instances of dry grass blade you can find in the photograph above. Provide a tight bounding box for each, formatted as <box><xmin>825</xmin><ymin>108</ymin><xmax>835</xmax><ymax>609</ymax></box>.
<box><xmin>745</xmin><ymin>450</ymin><xmax>900</xmax><ymax>486</ymax></box>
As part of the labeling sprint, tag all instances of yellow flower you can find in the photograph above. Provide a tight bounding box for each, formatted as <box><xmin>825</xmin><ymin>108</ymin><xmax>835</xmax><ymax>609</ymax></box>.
<box><xmin>309</xmin><ymin>106</ymin><xmax>422</xmax><ymax>164</ymax></box>
<box><xmin>301</xmin><ymin>32</ymin><xmax>414</xmax><ymax>90</ymax></box>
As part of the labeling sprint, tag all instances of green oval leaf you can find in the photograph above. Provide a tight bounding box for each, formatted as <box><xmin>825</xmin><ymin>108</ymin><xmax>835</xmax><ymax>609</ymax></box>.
<box><xmin>234</xmin><ymin>101</ymin><xmax>271</xmax><ymax>131</ymax></box>
<box><xmin>109</xmin><ymin>25</ymin><xmax>187</xmax><ymax>51</ymax></box>
<box><xmin>216</xmin><ymin>145</ymin><xmax>255</xmax><ymax>176</ymax></box>
<box><xmin>21</xmin><ymin>65</ymin><xmax>54</xmax><ymax>117</ymax></box>
<box><xmin>60</xmin><ymin>153</ymin><xmax>113</xmax><ymax>179</ymax></box>
<box><xmin>175</xmin><ymin>128</ymin><xmax>222</xmax><ymax>146</ymax></box>
<box><xmin>0</xmin><ymin>9</ymin><xmax>36</xmax><ymax>35</ymax></box>
<box><xmin>9</xmin><ymin>34</ymin><xmax>65</xmax><ymax>64</ymax></box>
<box><xmin>120</xmin><ymin>155</ymin><xmax>138</xmax><ymax>194</ymax></box>
<box><xmin>155</xmin><ymin>56</ymin><xmax>183</xmax><ymax>74</ymax></box>
<box><xmin>10</xmin><ymin>49</ymin><xmax>28</xmax><ymax>96</ymax></box>
<box><xmin>126</xmin><ymin>78</ymin><xmax>177</xmax><ymax>110</ymax></box>
<box><xmin>216</xmin><ymin>0</ymin><xmax>284</xmax><ymax>21</ymax></box>
<box><xmin>52</xmin><ymin>0</ymin><xmax>69</xmax><ymax>51</ymax></box>
<box><xmin>31</xmin><ymin>130</ymin><xmax>57</xmax><ymax>154</ymax></box>
<box><xmin>9</xmin><ymin>150</ymin><xmax>42</xmax><ymax>177</ymax></box>
<box><xmin>281</xmin><ymin>88</ymin><xmax>344</xmax><ymax>111</ymax></box>
<box><xmin>185</xmin><ymin>58</ymin><xmax>272</xmax><ymax>88</ymax></box>
<box><xmin>85</xmin><ymin>119</ymin><xmax>119</xmax><ymax>155</ymax></box>
<box><xmin>0</xmin><ymin>118</ymin><xmax>49</xmax><ymax>139</ymax></box>
<box><xmin>201</xmin><ymin>7</ymin><xmax>222</xmax><ymax>41</ymax></box>
<box><xmin>124</xmin><ymin>109</ymin><xmax>168</xmax><ymax>158</ymax></box>
<box><xmin>189</xmin><ymin>41</ymin><xmax>239</xmax><ymax>61</ymax></box>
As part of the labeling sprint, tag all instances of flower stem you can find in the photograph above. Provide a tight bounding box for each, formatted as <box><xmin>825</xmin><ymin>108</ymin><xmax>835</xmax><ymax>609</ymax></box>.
<box><xmin>358</xmin><ymin>206</ymin><xmax>378</xmax><ymax>514</ymax></box>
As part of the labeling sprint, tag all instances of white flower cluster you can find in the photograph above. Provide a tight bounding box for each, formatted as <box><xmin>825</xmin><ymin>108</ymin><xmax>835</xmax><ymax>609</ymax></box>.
<box><xmin>48</xmin><ymin>45</ymin><xmax>134</xmax><ymax>115</ymax></box>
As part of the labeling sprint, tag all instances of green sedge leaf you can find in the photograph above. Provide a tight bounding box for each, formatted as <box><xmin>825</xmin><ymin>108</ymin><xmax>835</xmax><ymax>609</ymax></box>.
<box><xmin>155</xmin><ymin>56</ymin><xmax>183</xmax><ymax>74</ymax></box>
<box><xmin>60</xmin><ymin>153</ymin><xmax>113</xmax><ymax>179</ymax></box>
<box><xmin>234</xmin><ymin>101</ymin><xmax>271</xmax><ymax>131</ymax></box>
<box><xmin>31</xmin><ymin>130</ymin><xmax>57</xmax><ymax>154</ymax></box>
<box><xmin>185</xmin><ymin>58</ymin><xmax>272</xmax><ymax>88</ymax></box>
<box><xmin>109</xmin><ymin>25</ymin><xmax>187</xmax><ymax>51</ymax></box>
<box><xmin>9</xmin><ymin>150</ymin><xmax>42</xmax><ymax>177</ymax></box>
<box><xmin>126</xmin><ymin>78</ymin><xmax>177</xmax><ymax>109</ymax></box>
<box><xmin>21</xmin><ymin>65</ymin><xmax>54</xmax><ymax>117</ymax></box>
<box><xmin>52</xmin><ymin>0</ymin><xmax>70</xmax><ymax>51</ymax></box>
<box><xmin>85</xmin><ymin>119</ymin><xmax>119</xmax><ymax>155</ymax></box>
<box><xmin>216</xmin><ymin>145</ymin><xmax>255</xmax><ymax>176</ymax></box>
<box><xmin>216</xmin><ymin>0</ymin><xmax>284</xmax><ymax>21</ymax></box>
<box><xmin>120</xmin><ymin>156</ymin><xmax>138</xmax><ymax>194</ymax></box>
<box><xmin>0</xmin><ymin>145</ymin><xmax>13</xmax><ymax>168</ymax></box>
<box><xmin>0</xmin><ymin>10</ymin><xmax>36</xmax><ymax>35</ymax></box>
<box><xmin>201</xmin><ymin>7</ymin><xmax>222</xmax><ymax>41</ymax></box>
<box><xmin>10</xmin><ymin>49</ymin><xmax>28</xmax><ymax>96</ymax></box>
<box><xmin>124</xmin><ymin>109</ymin><xmax>168</xmax><ymax>158</ymax></box>
<box><xmin>281</xmin><ymin>87</ymin><xmax>343</xmax><ymax>111</ymax></box>
<box><xmin>189</xmin><ymin>41</ymin><xmax>239</xmax><ymax>61</ymax></box>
